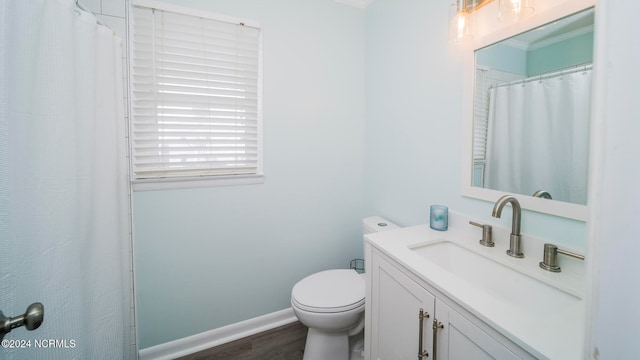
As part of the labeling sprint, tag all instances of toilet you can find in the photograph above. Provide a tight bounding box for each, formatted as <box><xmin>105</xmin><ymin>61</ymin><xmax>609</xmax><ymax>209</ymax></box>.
<box><xmin>291</xmin><ymin>216</ymin><xmax>399</xmax><ymax>360</ymax></box>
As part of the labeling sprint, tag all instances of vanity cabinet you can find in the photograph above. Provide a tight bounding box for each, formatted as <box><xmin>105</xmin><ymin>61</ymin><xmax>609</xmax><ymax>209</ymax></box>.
<box><xmin>366</xmin><ymin>250</ymin><xmax>534</xmax><ymax>360</ymax></box>
<box><xmin>368</xmin><ymin>251</ymin><xmax>435</xmax><ymax>360</ymax></box>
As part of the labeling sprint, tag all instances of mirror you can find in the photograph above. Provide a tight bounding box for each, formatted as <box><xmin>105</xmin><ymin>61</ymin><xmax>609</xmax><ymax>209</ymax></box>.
<box><xmin>461</xmin><ymin>5</ymin><xmax>594</xmax><ymax>221</ymax></box>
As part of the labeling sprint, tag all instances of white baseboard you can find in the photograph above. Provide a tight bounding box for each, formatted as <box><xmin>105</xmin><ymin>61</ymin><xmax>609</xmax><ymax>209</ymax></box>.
<box><xmin>138</xmin><ymin>307</ymin><xmax>297</xmax><ymax>360</ymax></box>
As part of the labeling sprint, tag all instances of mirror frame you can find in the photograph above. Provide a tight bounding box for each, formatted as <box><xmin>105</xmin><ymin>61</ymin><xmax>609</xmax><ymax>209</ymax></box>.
<box><xmin>460</xmin><ymin>1</ymin><xmax>595</xmax><ymax>222</ymax></box>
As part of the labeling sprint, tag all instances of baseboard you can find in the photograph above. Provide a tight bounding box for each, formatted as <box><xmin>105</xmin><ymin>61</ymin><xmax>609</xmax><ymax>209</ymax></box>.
<box><xmin>138</xmin><ymin>307</ymin><xmax>297</xmax><ymax>360</ymax></box>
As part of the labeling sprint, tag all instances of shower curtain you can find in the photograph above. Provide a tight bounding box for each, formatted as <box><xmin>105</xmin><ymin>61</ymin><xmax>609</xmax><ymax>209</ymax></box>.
<box><xmin>484</xmin><ymin>68</ymin><xmax>592</xmax><ymax>205</ymax></box>
<box><xmin>1</xmin><ymin>0</ymin><xmax>131</xmax><ymax>359</ymax></box>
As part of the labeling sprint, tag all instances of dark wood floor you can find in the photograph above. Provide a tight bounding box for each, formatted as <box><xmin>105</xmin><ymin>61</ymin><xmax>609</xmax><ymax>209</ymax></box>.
<box><xmin>176</xmin><ymin>321</ymin><xmax>308</xmax><ymax>360</ymax></box>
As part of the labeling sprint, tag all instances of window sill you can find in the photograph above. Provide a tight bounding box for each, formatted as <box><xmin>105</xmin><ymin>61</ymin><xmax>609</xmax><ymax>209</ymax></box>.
<box><xmin>131</xmin><ymin>174</ymin><xmax>264</xmax><ymax>192</ymax></box>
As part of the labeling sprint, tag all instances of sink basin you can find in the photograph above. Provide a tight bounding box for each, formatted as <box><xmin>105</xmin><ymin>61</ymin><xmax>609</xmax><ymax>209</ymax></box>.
<box><xmin>409</xmin><ymin>241</ymin><xmax>581</xmax><ymax>313</ymax></box>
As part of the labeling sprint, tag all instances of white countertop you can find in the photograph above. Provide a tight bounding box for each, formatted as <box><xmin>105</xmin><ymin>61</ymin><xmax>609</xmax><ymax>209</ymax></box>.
<box><xmin>364</xmin><ymin>211</ymin><xmax>586</xmax><ymax>360</ymax></box>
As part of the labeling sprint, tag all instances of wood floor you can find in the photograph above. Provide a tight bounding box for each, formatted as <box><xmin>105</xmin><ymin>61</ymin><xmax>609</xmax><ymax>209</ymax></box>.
<box><xmin>176</xmin><ymin>321</ymin><xmax>308</xmax><ymax>360</ymax></box>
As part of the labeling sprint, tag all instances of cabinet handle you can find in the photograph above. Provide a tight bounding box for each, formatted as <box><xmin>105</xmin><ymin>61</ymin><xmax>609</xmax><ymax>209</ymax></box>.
<box><xmin>432</xmin><ymin>319</ymin><xmax>444</xmax><ymax>359</ymax></box>
<box><xmin>418</xmin><ymin>308</ymin><xmax>430</xmax><ymax>359</ymax></box>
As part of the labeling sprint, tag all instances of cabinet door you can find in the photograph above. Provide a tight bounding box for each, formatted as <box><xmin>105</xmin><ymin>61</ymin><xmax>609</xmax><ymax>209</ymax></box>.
<box><xmin>370</xmin><ymin>252</ymin><xmax>435</xmax><ymax>360</ymax></box>
<box><xmin>434</xmin><ymin>298</ymin><xmax>523</xmax><ymax>360</ymax></box>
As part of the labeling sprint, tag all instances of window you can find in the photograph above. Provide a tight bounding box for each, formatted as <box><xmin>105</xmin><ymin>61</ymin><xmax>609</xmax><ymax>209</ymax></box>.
<box><xmin>130</xmin><ymin>1</ymin><xmax>262</xmax><ymax>190</ymax></box>
<box><xmin>472</xmin><ymin>67</ymin><xmax>524</xmax><ymax>188</ymax></box>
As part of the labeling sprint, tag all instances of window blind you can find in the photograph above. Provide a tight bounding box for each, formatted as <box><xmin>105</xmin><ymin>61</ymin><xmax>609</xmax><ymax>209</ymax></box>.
<box><xmin>130</xmin><ymin>4</ymin><xmax>262</xmax><ymax>180</ymax></box>
<box><xmin>473</xmin><ymin>68</ymin><xmax>490</xmax><ymax>163</ymax></box>
<box><xmin>473</xmin><ymin>68</ymin><xmax>525</xmax><ymax>162</ymax></box>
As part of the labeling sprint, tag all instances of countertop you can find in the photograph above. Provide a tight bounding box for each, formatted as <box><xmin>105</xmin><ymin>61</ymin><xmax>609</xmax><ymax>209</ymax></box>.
<box><xmin>364</xmin><ymin>211</ymin><xmax>586</xmax><ymax>360</ymax></box>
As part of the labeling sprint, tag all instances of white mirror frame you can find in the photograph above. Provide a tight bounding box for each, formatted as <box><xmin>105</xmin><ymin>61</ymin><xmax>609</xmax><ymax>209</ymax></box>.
<box><xmin>460</xmin><ymin>0</ymin><xmax>595</xmax><ymax>222</ymax></box>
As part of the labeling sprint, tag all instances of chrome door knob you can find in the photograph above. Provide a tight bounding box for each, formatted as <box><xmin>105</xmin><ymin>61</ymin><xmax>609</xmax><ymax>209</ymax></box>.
<box><xmin>24</xmin><ymin>303</ymin><xmax>44</xmax><ymax>330</ymax></box>
<box><xmin>0</xmin><ymin>302</ymin><xmax>44</xmax><ymax>340</ymax></box>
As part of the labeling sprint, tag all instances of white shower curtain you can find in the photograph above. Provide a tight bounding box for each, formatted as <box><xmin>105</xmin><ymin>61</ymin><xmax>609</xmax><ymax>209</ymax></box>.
<box><xmin>484</xmin><ymin>68</ymin><xmax>592</xmax><ymax>205</ymax></box>
<box><xmin>1</xmin><ymin>0</ymin><xmax>131</xmax><ymax>359</ymax></box>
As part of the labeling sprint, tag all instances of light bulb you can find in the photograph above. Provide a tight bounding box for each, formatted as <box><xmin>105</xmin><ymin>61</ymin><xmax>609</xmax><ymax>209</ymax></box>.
<box><xmin>511</xmin><ymin>0</ymin><xmax>522</xmax><ymax>14</ymax></box>
<box><xmin>456</xmin><ymin>12</ymin><xmax>469</xmax><ymax>38</ymax></box>
<box><xmin>449</xmin><ymin>2</ymin><xmax>474</xmax><ymax>44</ymax></box>
<box><xmin>498</xmin><ymin>0</ymin><xmax>535</xmax><ymax>23</ymax></box>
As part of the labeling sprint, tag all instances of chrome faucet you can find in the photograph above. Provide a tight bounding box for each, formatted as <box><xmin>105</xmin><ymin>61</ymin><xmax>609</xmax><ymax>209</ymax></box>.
<box><xmin>532</xmin><ymin>190</ymin><xmax>552</xmax><ymax>199</ymax></box>
<box><xmin>492</xmin><ymin>195</ymin><xmax>524</xmax><ymax>258</ymax></box>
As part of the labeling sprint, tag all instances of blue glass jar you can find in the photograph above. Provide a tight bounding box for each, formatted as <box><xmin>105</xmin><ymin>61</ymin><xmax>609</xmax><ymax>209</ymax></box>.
<box><xmin>430</xmin><ymin>205</ymin><xmax>448</xmax><ymax>231</ymax></box>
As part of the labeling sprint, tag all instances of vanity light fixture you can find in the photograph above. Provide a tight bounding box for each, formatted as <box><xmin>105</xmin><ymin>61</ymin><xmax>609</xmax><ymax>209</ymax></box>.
<box><xmin>450</xmin><ymin>0</ymin><xmax>474</xmax><ymax>44</ymax></box>
<box><xmin>450</xmin><ymin>0</ymin><xmax>496</xmax><ymax>44</ymax></box>
<box><xmin>498</xmin><ymin>0</ymin><xmax>535</xmax><ymax>23</ymax></box>
<box><xmin>450</xmin><ymin>0</ymin><xmax>535</xmax><ymax>45</ymax></box>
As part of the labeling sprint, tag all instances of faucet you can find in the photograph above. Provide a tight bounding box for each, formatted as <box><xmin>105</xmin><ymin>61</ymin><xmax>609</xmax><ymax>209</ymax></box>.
<box><xmin>532</xmin><ymin>190</ymin><xmax>552</xmax><ymax>199</ymax></box>
<box><xmin>492</xmin><ymin>195</ymin><xmax>524</xmax><ymax>258</ymax></box>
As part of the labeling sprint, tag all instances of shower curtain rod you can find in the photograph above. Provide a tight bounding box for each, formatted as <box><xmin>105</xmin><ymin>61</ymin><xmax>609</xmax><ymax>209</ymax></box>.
<box><xmin>74</xmin><ymin>0</ymin><xmax>111</xmax><ymax>29</ymax></box>
<box><xmin>490</xmin><ymin>62</ymin><xmax>593</xmax><ymax>89</ymax></box>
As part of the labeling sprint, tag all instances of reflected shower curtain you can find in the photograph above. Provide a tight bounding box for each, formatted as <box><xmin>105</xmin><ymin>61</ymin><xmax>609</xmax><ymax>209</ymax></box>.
<box><xmin>484</xmin><ymin>69</ymin><xmax>592</xmax><ymax>205</ymax></box>
<box><xmin>1</xmin><ymin>0</ymin><xmax>131</xmax><ymax>359</ymax></box>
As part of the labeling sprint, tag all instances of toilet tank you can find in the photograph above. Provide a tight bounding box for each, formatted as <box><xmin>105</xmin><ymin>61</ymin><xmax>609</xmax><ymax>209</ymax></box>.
<box><xmin>362</xmin><ymin>216</ymin><xmax>400</xmax><ymax>234</ymax></box>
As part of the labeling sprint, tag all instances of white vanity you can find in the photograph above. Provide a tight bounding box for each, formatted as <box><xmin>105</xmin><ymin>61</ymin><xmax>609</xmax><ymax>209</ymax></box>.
<box><xmin>363</xmin><ymin>211</ymin><xmax>585</xmax><ymax>360</ymax></box>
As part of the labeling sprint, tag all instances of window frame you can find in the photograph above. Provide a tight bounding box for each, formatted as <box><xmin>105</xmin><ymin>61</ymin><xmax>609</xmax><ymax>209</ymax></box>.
<box><xmin>128</xmin><ymin>0</ymin><xmax>263</xmax><ymax>191</ymax></box>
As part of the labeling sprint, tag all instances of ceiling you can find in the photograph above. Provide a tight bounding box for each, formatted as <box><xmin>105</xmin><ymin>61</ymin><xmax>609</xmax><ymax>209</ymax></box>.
<box><xmin>510</xmin><ymin>7</ymin><xmax>594</xmax><ymax>49</ymax></box>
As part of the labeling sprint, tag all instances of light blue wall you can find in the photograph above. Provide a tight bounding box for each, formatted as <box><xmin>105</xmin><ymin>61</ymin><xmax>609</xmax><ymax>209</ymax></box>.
<box><xmin>363</xmin><ymin>0</ymin><xmax>586</xmax><ymax>246</ymax></box>
<box><xmin>133</xmin><ymin>0</ymin><xmax>365</xmax><ymax>348</ymax></box>
<box><xmin>363</xmin><ymin>0</ymin><xmax>463</xmax><ymax>225</ymax></box>
<box><xmin>477</xmin><ymin>31</ymin><xmax>594</xmax><ymax>76</ymax></box>
<box><xmin>589</xmin><ymin>2</ymin><xmax>640</xmax><ymax>356</ymax></box>
<box><xmin>477</xmin><ymin>42</ymin><xmax>528</xmax><ymax>74</ymax></box>
<box><xmin>527</xmin><ymin>31</ymin><xmax>594</xmax><ymax>75</ymax></box>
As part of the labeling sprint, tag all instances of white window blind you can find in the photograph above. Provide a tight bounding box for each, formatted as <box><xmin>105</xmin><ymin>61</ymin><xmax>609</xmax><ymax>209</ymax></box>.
<box><xmin>473</xmin><ymin>67</ymin><xmax>525</xmax><ymax>161</ymax></box>
<box><xmin>473</xmin><ymin>68</ymin><xmax>490</xmax><ymax>163</ymax></box>
<box><xmin>472</xmin><ymin>68</ymin><xmax>525</xmax><ymax>188</ymax></box>
<box><xmin>130</xmin><ymin>3</ymin><xmax>262</xmax><ymax>182</ymax></box>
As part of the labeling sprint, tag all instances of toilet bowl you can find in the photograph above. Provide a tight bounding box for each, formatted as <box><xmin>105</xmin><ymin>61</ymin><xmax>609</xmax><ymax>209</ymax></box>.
<box><xmin>292</xmin><ymin>269</ymin><xmax>365</xmax><ymax>360</ymax></box>
<box><xmin>291</xmin><ymin>217</ymin><xmax>399</xmax><ymax>360</ymax></box>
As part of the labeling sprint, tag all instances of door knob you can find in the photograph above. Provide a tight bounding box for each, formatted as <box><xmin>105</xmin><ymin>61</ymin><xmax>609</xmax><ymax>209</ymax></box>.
<box><xmin>0</xmin><ymin>303</ymin><xmax>44</xmax><ymax>340</ymax></box>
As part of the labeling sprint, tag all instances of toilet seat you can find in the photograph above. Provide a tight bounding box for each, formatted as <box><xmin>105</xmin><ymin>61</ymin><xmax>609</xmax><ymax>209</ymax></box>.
<box><xmin>291</xmin><ymin>269</ymin><xmax>365</xmax><ymax>313</ymax></box>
